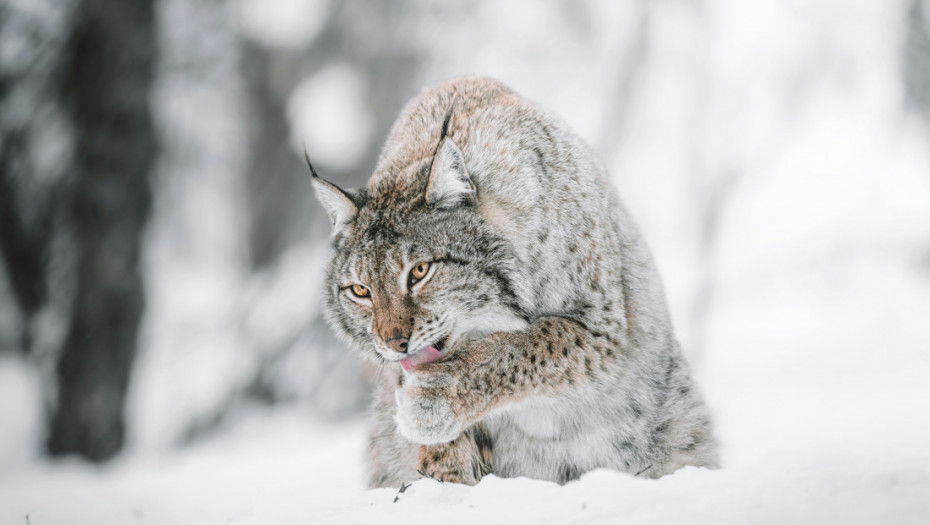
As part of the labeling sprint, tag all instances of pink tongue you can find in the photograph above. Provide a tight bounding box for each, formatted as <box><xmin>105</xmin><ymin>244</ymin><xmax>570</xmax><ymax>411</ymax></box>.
<box><xmin>400</xmin><ymin>346</ymin><xmax>443</xmax><ymax>371</ymax></box>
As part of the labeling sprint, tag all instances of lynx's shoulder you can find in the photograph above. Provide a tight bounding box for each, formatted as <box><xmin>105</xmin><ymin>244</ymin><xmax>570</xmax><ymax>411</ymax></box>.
<box><xmin>372</xmin><ymin>76</ymin><xmax>518</xmax><ymax>183</ymax></box>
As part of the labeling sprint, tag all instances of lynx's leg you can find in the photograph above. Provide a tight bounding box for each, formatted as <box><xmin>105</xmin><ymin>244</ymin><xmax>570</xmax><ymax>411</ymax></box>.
<box><xmin>417</xmin><ymin>424</ymin><xmax>493</xmax><ymax>485</ymax></box>
<box><xmin>367</xmin><ymin>381</ymin><xmax>419</xmax><ymax>488</ymax></box>
<box><xmin>396</xmin><ymin>316</ymin><xmax>618</xmax><ymax>444</ymax></box>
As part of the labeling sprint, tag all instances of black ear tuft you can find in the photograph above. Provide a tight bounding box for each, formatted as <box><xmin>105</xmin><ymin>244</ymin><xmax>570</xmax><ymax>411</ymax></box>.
<box><xmin>427</xmin><ymin>104</ymin><xmax>458</xmax><ymax>180</ymax></box>
<box><xmin>439</xmin><ymin>104</ymin><xmax>455</xmax><ymax>142</ymax></box>
<box><xmin>303</xmin><ymin>147</ymin><xmax>321</xmax><ymax>179</ymax></box>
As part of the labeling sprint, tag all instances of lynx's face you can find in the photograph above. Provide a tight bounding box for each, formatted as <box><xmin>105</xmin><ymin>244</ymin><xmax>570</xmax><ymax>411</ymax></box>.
<box><xmin>325</xmin><ymin>204</ymin><xmax>527</xmax><ymax>365</ymax></box>
<box><xmin>311</xmin><ymin>133</ymin><xmax>529</xmax><ymax>366</ymax></box>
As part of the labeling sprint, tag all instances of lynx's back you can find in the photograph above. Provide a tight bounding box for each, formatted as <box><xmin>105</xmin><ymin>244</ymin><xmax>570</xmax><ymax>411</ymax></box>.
<box><xmin>312</xmin><ymin>76</ymin><xmax>717</xmax><ymax>487</ymax></box>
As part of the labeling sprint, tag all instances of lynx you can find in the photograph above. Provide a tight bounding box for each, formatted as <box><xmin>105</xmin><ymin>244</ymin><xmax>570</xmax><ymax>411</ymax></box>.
<box><xmin>310</xmin><ymin>77</ymin><xmax>717</xmax><ymax>487</ymax></box>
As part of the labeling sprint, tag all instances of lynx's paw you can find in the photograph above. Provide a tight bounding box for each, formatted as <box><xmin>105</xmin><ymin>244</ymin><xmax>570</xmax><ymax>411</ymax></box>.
<box><xmin>395</xmin><ymin>388</ymin><xmax>464</xmax><ymax>444</ymax></box>
<box><xmin>395</xmin><ymin>368</ymin><xmax>465</xmax><ymax>445</ymax></box>
<box><xmin>395</xmin><ymin>340</ymin><xmax>500</xmax><ymax>444</ymax></box>
<box><xmin>417</xmin><ymin>447</ymin><xmax>478</xmax><ymax>485</ymax></box>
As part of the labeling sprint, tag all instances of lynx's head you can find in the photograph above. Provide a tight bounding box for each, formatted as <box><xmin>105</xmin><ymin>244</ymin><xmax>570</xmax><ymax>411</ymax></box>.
<box><xmin>309</xmin><ymin>115</ymin><xmax>529</xmax><ymax>368</ymax></box>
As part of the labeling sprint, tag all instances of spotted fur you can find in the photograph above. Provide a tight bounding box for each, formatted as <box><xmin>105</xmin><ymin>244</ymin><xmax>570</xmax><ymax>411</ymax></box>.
<box><xmin>312</xmin><ymin>76</ymin><xmax>718</xmax><ymax>488</ymax></box>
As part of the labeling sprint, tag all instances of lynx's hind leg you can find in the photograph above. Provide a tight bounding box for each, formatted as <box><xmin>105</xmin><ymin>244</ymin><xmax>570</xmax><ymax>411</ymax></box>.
<box><xmin>417</xmin><ymin>424</ymin><xmax>493</xmax><ymax>485</ymax></box>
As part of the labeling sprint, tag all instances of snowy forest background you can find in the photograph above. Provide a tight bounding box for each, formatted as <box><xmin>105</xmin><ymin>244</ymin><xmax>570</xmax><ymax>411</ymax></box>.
<box><xmin>2</xmin><ymin>0</ymin><xmax>930</xmax><ymax>523</ymax></box>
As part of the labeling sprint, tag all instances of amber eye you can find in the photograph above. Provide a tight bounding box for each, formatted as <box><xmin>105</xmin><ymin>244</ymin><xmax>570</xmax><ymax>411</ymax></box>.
<box><xmin>350</xmin><ymin>284</ymin><xmax>370</xmax><ymax>298</ymax></box>
<box><xmin>409</xmin><ymin>262</ymin><xmax>431</xmax><ymax>287</ymax></box>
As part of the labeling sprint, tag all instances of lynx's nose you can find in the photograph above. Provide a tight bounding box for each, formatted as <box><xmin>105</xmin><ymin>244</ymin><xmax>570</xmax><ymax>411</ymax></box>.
<box><xmin>385</xmin><ymin>336</ymin><xmax>409</xmax><ymax>354</ymax></box>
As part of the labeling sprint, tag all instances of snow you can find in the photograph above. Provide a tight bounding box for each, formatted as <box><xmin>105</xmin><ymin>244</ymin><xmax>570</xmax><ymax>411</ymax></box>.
<box><xmin>0</xmin><ymin>356</ymin><xmax>42</xmax><ymax>470</ymax></box>
<box><xmin>2</xmin><ymin>369</ymin><xmax>929</xmax><ymax>525</ymax></box>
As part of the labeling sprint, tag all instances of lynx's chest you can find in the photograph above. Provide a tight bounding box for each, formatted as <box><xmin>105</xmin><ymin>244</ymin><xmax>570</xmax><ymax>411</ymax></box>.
<box><xmin>489</xmin><ymin>397</ymin><xmax>567</xmax><ymax>438</ymax></box>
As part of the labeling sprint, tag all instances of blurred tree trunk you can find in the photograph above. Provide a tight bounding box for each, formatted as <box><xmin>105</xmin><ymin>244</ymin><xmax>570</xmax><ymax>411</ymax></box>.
<box><xmin>0</xmin><ymin>2</ymin><xmax>70</xmax><ymax>353</ymax></box>
<box><xmin>0</xmin><ymin>143</ymin><xmax>51</xmax><ymax>347</ymax></box>
<box><xmin>242</xmin><ymin>41</ymin><xmax>314</xmax><ymax>269</ymax></box>
<box><xmin>904</xmin><ymin>0</ymin><xmax>930</xmax><ymax>122</ymax></box>
<box><xmin>47</xmin><ymin>0</ymin><xmax>156</xmax><ymax>461</ymax></box>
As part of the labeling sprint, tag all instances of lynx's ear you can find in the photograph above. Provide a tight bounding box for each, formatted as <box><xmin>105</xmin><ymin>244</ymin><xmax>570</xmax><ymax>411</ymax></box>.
<box><xmin>306</xmin><ymin>151</ymin><xmax>357</xmax><ymax>235</ymax></box>
<box><xmin>426</xmin><ymin>137</ymin><xmax>475</xmax><ymax>209</ymax></box>
<box><xmin>312</xmin><ymin>177</ymin><xmax>358</xmax><ymax>234</ymax></box>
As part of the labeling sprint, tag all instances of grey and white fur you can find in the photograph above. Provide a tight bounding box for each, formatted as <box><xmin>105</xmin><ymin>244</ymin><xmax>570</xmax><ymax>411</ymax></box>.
<box><xmin>310</xmin><ymin>76</ymin><xmax>718</xmax><ymax>487</ymax></box>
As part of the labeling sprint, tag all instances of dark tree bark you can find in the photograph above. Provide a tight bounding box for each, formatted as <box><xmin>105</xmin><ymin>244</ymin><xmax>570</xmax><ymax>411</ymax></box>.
<box><xmin>242</xmin><ymin>41</ymin><xmax>315</xmax><ymax>269</ymax></box>
<box><xmin>0</xmin><ymin>2</ymin><xmax>70</xmax><ymax>353</ymax></box>
<box><xmin>904</xmin><ymin>0</ymin><xmax>930</xmax><ymax>122</ymax></box>
<box><xmin>0</xmin><ymin>132</ymin><xmax>51</xmax><ymax>331</ymax></box>
<box><xmin>47</xmin><ymin>0</ymin><xmax>156</xmax><ymax>461</ymax></box>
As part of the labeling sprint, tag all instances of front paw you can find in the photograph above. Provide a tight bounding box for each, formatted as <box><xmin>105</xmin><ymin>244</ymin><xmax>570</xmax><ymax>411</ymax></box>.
<box><xmin>395</xmin><ymin>377</ymin><xmax>465</xmax><ymax>445</ymax></box>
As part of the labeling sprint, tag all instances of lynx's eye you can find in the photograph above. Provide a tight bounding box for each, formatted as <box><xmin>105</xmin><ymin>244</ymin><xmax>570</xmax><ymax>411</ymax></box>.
<box><xmin>349</xmin><ymin>284</ymin><xmax>370</xmax><ymax>299</ymax></box>
<box><xmin>408</xmin><ymin>262</ymin><xmax>432</xmax><ymax>288</ymax></box>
